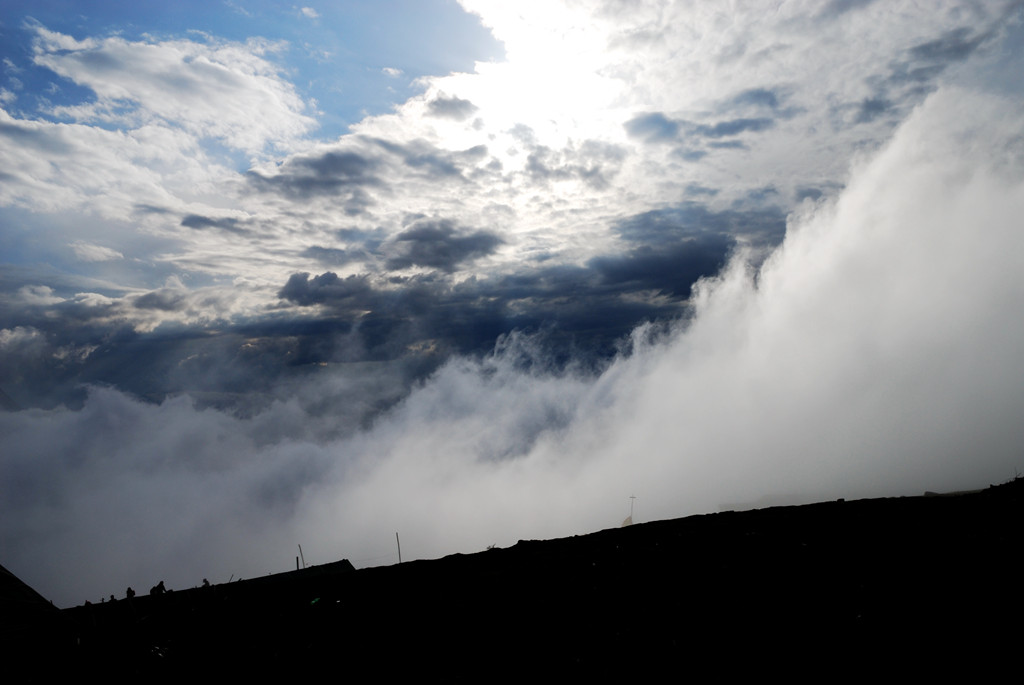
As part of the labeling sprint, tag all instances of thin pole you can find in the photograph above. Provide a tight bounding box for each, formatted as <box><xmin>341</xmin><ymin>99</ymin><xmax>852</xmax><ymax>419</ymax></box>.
<box><xmin>396</xmin><ymin>532</ymin><xmax>402</xmax><ymax>564</ymax></box>
<box><xmin>629</xmin><ymin>495</ymin><xmax>636</xmax><ymax>518</ymax></box>
<box><xmin>298</xmin><ymin>544</ymin><xmax>306</xmax><ymax>569</ymax></box>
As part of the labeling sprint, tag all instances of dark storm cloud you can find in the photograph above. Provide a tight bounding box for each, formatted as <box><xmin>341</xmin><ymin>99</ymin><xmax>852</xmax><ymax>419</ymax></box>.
<box><xmin>590</xmin><ymin>233</ymin><xmax>735</xmax><ymax>299</ymax></box>
<box><xmin>181</xmin><ymin>214</ymin><xmax>249</xmax><ymax>235</ymax></box>
<box><xmin>384</xmin><ymin>220</ymin><xmax>503</xmax><ymax>273</ymax></box>
<box><xmin>269</xmin><ymin>202</ymin><xmax>786</xmax><ymax>373</ymax></box>
<box><xmin>278</xmin><ymin>270</ymin><xmax>501</xmax><ymax>361</ymax></box>
<box><xmin>0</xmin><ymin>314</ymin><xmax>130</xmax><ymax>410</ymax></box>
<box><xmin>427</xmin><ymin>94</ymin><xmax>479</xmax><ymax>120</ymax></box>
<box><xmin>0</xmin><ymin>278</ymin><xmax>265</xmax><ymax>410</ymax></box>
<box><xmin>247</xmin><ymin>149</ymin><xmax>382</xmax><ymax>208</ymax></box>
<box><xmin>1</xmin><ymin>291</ymin><xmax>388</xmax><ymax>415</ymax></box>
<box><xmin>2</xmin><ymin>201</ymin><xmax>783</xmax><ymax>418</ymax></box>
<box><xmin>278</xmin><ymin>272</ymin><xmax>373</xmax><ymax>308</ymax></box>
<box><xmin>0</xmin><ymin>200</ymin><xmax>782</xmax><ymax>413</ymax></box>
<box><xmin>590</xmin><ymin>203</ymin><xmax>786</xmax><ymax>299</ymax></box>
<box><xmin>270</xmin><ymin>262</ymin><xmax>675</xmax><ymax>373</ymax></box>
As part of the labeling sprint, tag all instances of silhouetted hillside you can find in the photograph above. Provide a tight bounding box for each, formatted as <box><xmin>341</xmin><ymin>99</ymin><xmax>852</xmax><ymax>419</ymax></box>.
<box><xmin>7</xmin><ymin>478</ymin><xmax>1024</xmax><ymax>679</ymax></box>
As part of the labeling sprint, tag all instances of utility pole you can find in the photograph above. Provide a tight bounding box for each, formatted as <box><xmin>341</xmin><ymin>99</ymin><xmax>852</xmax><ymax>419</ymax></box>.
<box><xmin>396</xmin><ymin>532</ymin><xmax>402</xmax><ymax>563</ymax></box>
<box><xmin>622</xmin><ymin>494</ymin><xmax>637</xmax><ymax>527</ymax></box>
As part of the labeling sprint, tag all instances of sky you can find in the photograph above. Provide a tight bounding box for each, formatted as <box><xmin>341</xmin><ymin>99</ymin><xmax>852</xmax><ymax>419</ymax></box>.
<box><xmin>2</xmin><ymin>0</ymin><xmax>1024</xmax><ymax>607</ymax></box>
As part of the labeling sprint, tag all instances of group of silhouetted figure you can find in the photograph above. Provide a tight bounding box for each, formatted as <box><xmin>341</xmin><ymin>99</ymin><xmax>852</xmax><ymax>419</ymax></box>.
<box><xmin>84</xmin><ymin>578</ymin><xmax>213</xmax><ymax>606</ymax></box>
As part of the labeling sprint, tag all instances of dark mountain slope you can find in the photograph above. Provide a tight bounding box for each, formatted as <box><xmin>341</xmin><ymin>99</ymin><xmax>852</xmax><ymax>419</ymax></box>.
<box><xmin>11</xmin><ymin>478</ymin><xmax>1024</xmax><ymax>678</ymax></box>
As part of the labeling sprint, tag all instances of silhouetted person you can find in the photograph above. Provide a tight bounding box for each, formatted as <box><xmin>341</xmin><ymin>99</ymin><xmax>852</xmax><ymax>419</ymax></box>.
<box><xmin>126</xmin><ymin>586</ymin><xmax>135</xmax><ymax>599</ymax></box>
<box><xmin>150</xmin><ymin>580</ymin><xmax>166</xmax><ymax>596</ymax></box>
<box><xmin>202</xmin><ymin>578</ymin><xmax>210</xmax><ymax>588</ymax></box>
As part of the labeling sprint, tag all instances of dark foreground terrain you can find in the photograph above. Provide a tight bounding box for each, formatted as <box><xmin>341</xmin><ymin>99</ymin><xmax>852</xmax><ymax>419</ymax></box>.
<box><xmin>5</xmin><ymin>479</ymin><xmax>1023</xmax><ymax>678</ymax></box>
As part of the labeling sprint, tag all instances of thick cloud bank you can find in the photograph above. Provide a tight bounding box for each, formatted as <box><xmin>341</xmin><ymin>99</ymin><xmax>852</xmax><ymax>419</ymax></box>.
<box><xmin>4</xmin><ymin>86</ymin><xmax>1024</xmax><ymax>606</ymax></box>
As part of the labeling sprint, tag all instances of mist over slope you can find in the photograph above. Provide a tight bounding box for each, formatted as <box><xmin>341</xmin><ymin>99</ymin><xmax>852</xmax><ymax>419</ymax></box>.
<box><xmin>4</xmin><ymin>84</ymin><xmax>1024</xmax><ymax>607</ymax></box>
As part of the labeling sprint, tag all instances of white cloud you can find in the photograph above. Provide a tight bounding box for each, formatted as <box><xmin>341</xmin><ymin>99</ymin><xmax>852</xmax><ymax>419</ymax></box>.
<box><xmin>223</xmin><ymin>0</ymin><xmax>253</xmax><ymax>17</ymax></box>
<box><xmin>0</xmin><ymin>107</ymin><xmax>231</xmax><ymax>214</ymax></box>
<box><xmin>300</xmin><ymin>7</ymin><xmax>319</xmax><ymax>19</ymax></box>
<box><xmin>15</xmin><ymin>285</ymin><xmax>64</xmax><ymax>305</ymax></box>
<box><xmin>31</xmin><ymin>27</ymin><xmax>316</xmax><ymax>155</ymax></box>
<box><xmin>0</xmin><ymin>325</ymin><xmax>45</xmax><ymax>349</ymax></box>
<box><xmin>70</xmin><ymin>241</ymin><xmax>124</xmax><ymax>262</ymax></box>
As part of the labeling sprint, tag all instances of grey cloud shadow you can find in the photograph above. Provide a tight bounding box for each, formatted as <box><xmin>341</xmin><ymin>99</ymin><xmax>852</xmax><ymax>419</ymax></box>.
<box><xmin>524</xmin><ymin>141</ymin><xmax>627</xmax><ymax>190</ymax></box>
<box><xmin>246</xmin><ymin>149</ymin><xmax>382</xmax><ymax>214</ymax></box>
<box><xmin>720</xmin><ymin>87</ymin><xmax>804</xmax><ymax>121</ymax></box>
<box><xmin>181</xmin><ymin>214</ymin><xmax>249</xmax><ymax>235</ymax></box>
<box><xmin>134</xmin><ymin>289</ymin><xmax>188</xmax><ymax>311</ymax></box>
<box><xmin>301</xmin><ymin>245</ymin><xmax>370</xmax><ymax>267</ymax></box>
<box><xmin>844</xmin><ymin>25</ymin><xmax>994</xmax><ymax>126</ymax></box>
<box><xmin>370</xmin><ymin>137</ymin><xmax>488</xmax><ymax>180</ymax></box>
<box><xmin>625</xmin><ymin>112</ymin><xmax>776</xmax><ymax>153</ymax></box>
<box><xmin>0</xmin><ymin>119</ymin><xmax>73</xmax><ymax>155</ymax></box>
<box><xmin>427</xmin><ymin>94</ymin><xmax>479</xmax><ymax>120</ymax></box>
<box><xmin>623</xmin><ymin>112</ymin><xmax>680</xmax><ymax>143</ymax></box>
